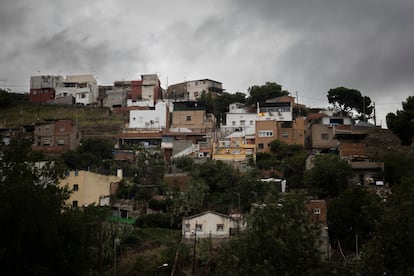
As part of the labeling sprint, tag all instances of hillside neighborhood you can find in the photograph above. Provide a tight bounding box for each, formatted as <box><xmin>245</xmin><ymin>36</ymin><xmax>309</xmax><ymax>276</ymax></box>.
<box><xmin>1</xmin><ymin>74</ymin><xmax>414</xmax><ymax>275</ymax></box>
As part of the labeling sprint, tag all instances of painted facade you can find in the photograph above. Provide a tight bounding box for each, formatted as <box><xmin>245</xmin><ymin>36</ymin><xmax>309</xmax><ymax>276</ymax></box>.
<box><xmin>212</xmin><ymin>137</ymin><xmax>255</xmax><ymax>172</ymax></box>
<box><xmin>59</xmin><ymin>170</ymin><xmax>121</xmax><ymax>208</ymax></box>
<box><xmin>129</xmin><ymin>101</ymin><xmax>169</xmax><ymax>129</ymax></box>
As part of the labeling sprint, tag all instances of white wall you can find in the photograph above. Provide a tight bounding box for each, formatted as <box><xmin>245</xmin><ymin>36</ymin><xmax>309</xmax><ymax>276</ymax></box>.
<box><xmin>225</xmin><ymin>113</ymin><xmax>257</xmax><ymax>129</ymax></box>
<box><xmin>129</xmin><ymin>101</ymin><xmax>168</xmax><ymax>129</ymax></box>
<box><xmin>182</xmin><ymin>212</ymin><xmax>237</xmax><ymax>238</ymax></box>
<box><xmin>222</xmin><ymin>103</ymin><xmax>257</xmax><ymax>134</ymax></box>
<box><xmin>127</xmin><ymin>99</ymin><xmax>154</xmax><ymax>107</ymax></box>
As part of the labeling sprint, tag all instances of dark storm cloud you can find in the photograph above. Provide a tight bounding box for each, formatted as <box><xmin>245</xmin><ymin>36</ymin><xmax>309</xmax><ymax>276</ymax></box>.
<box><xmin>222</xmin><ymin>0</ymin><xmax>414</xmax><ymax>122</ymax></box>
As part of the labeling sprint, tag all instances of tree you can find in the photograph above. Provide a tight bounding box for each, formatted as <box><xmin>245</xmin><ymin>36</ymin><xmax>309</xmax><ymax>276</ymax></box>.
<box><xmin>217</xmin><ymin>193</ymin><xmax>322</xmax><ymax>275</ymax></box>
<box><xmin>305</xmin><ymin>154</ymin><xmax>352</xmax><ymax>198</ymax></box>
<box><xmin>327</xmin><ymin>87</ymin><xmax>373</xmax><ymax>119</ymax></box>
<box><xmin>361</xmin><ymin>177</ymin><xmax>414</xmax><ymax>275</ymax></box>
<box><xmin>0</xmin><ymin>137</ymin><xmax>101</xmax><ymax>275</ymax></box>
<box><xmin>0</xmin><ymin>89</ymin><xmax>27</xmax><ymax>108</ymax></box>
<box><xmin>198</xmin><ymin>91</ymin><xmax>246</xmax><ymax>126</ymax></box>
<box><xmin>246</xmin><ymin>82</ymin><xmax>289</xmax><ymax>106</ymax></box>
<box><xmin>328</xmin><ymin>187</ymin><xmax>383</xmax><ymax>255</ymax></box>
<box><xmin>191</xmin><ymin>159</ymin><xmax>237</xmax><ymax>194</ymax></box>
<box><xmin>269</xmin><ymin>139</ymin><xmax>305</xmax><ymax>159</ymax></box>
<box><xmin>172</xmin><ymin>156</ymin><xmax>195</xmax><ymax>172</ymax></box>
<box><xmin>386</xmin><ymin>96</ymin><xmax>414</xmax><ymax>145</ymax></box>
<box><xmin>0</xmin><ymin>88</ymin><xmax>13</xmax><ymax>108</ymax></box>
<box><xmin>182</xmin><ymin>178</ymin><xmax>209</xmax><ymax>216</ymax></box>
<box><xmin>133</xmin><ymin>150</ymin><xmax>166</xmax><ymax>186</ymax></box>
<box><xmin>380</xmin><ymin>152</ymin><xmax>414</xmax><ymax>186</ymax></box>
<box><xmin>62</xmin><ymin>137</ymin><xmax>115</xmax><ymax>171</ymax></box>
<box><xmin>283</xmin><ymin>151</ymin><xmax>307</xmax><ymax>189</ymax></box>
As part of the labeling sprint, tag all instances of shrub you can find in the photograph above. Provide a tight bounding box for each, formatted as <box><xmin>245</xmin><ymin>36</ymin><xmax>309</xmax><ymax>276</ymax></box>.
<box><xmin>135</xmin><ymin>213</ymin><xmax>170</xmax><ymax>228</ymax></box>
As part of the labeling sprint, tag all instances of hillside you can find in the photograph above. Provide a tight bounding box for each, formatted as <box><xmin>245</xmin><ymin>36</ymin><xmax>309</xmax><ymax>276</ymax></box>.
<box><xmin>1</xmin><ymin>103</ymin><xmax>126</xmax><ymax>136</ymax></box>
<box><xmin>365</xmin><ymin>127</ymin><xmax>414</xmax><ymax>159</ymax></box>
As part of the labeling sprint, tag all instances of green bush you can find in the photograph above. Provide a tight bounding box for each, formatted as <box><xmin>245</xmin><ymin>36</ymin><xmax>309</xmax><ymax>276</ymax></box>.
<box><xmin>136</xmin><ymin>213</ymin><xmax>170</xmax><ymax>228</ymax></box>
<box><xmin>148</xmin><ymin>198</ymin><xmax>167</xmax><ymax>211</ymax></box>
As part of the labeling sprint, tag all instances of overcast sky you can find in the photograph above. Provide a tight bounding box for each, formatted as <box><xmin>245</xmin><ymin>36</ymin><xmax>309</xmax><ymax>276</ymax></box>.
<box><xmin>1</xmin><ymin>0</ymin><xmax>413</xmax><ymax>127</ymax></box>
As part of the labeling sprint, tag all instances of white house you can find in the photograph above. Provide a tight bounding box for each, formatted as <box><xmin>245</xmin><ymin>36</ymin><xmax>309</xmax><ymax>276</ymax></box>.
<box><xmin>55</xmin><ymin>74</ymin><xmax>98</xmax><ymax>105</ymax></box>
<box><xmin>257</xmin><ymin>101</ymin><xmax>292</xmax><ymax>122</ymax></box>
<box><xmin>129</xmin><ymin>101</ymin><xmax>168</xmax><ymax>129</ymax></box>
<box><xmin>182</xmin><ymin>211</ymin><xmax>243</xmax><ymax>239</ymax></box>
<box><xmin>221</xmin><ymin>103</ymin><xmax>257</xmax><ymax>136</ymax></box>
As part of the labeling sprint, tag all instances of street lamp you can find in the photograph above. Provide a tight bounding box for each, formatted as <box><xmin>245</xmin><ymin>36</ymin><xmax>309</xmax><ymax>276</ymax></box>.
<box><xmin>155</xmin><ymin>263</ymin><xmax>168</xmax><ymax>276</ymax></box>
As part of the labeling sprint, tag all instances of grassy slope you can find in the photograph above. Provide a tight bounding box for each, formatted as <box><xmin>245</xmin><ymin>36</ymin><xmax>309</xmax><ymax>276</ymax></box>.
<box><xmin>118</xmin><ymin>228</ymin><xmax>183</xmax><ymax>275</ymax></box>
<box><xmin>1</xmin><ymin>103</ymin><xmax>126</xmax><ymax>135</ymax></box>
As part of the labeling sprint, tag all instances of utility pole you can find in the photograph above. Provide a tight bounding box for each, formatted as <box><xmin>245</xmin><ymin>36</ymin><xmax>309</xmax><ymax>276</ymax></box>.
<box><xmin>373</xmin><ymin>101</ymin><xmax>377</xmax><ymax>126</ymax></box>
<box><xmin>192</xmin><ymin>221</ymin><xmax>197</xmax><ymax>276</ymax></box>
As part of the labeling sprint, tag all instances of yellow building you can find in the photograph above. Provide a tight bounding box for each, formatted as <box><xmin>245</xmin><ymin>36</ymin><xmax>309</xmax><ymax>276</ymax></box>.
<box><xmin>59</xmin><ymin>170</ymin><xmax>122</xmax><ymax>208</ymax></box>
<box><xmin>212</xmin><ymin>136</ymin><xmax>256</xmax><ymax>171</ymax></box>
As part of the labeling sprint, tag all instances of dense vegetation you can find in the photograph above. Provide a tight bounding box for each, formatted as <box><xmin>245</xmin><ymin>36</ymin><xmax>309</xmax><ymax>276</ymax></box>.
<box><xmin>1</xmin><ymin>87</ymin><xmax>414</xmax><ymax>274</ymax></box>
<box><xmin>387</xmin><ymin>95</ymin><xmax>414</xmax><ymax>145</ymax></box>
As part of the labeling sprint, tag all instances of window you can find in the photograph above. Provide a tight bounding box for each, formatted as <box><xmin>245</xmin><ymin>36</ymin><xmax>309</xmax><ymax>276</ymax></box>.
<box><xmin>43</xmin><ymin>137</ymin><xmax>51</xmax><ymax>145</ymax></box>
<box><xmin>321</xmin><ymin>133</ymin><xmax>328</xmax><ymax>140</ymax></box>
<box><xmin>250</xmin><ymin>120</ymin><xmax>254</xmax><ymax>125</ymax></box>
<box><xmin>258</xmin><ymin>143</ymin><xmax>264</xmax><ymax>149</ymax></box>
<box><xmin>57</xmin><ymin>139</ymin><xmax>64</xmax><ymax>145</ymax></box>
<box><xmin>330</xmin><ymin>118</ymin><xmax>344</xmax><ymax>125</ymax></box>
<box><xmin>73</xmin><ymin>184</ymin><xmax>79</xmax><ymax>191</ymax></box>
<box><xmin>186</xmin><ymin>115</ymin><xmax>191</xmax><ymax>121</ymax></box>
<box><xmin>258</xmin><ymin>130</ymin><xmax>273</xmax><ymax>137</ymax></box>
<box><xmin>232</xmin><ymin>121</ymin><xmax>236</xmax><ymax>126</ymax></box>
<box><xmin>282</xmin><ymin>132</ymin><xmax>289</xmax><ymax>138</ymax></box>
<box><xmin>240</xmin><ymin>120</ymin><xmax>246</xmax><ymax>126</ymax></box>
<box><xmin>59</xmin><ymin>127</ymin><xmax>65</xmax><ymax>132</ymax></box>
<box><xmin>185</xmin><ymin>224</ymin><xmax>190</xmax><ymax>232</ymax></box>
<box><xmin>194</xmin><ymin>92</ymin><xmax>199</xmax><ymax>98</ymax></box>
<box><xmin>196</xmin><ymin>224</ymin><xmax>202</xmax><ymax>231</ymax></box>
<box><xmin>313</xmin><ymin>208</ymin><xmax>321</xmax><ymax>215</ymax></box>
<box><xmin>216</xmin><ymin>224</ymin><xmax>224</xmax><ymax>232</ymax></box>
<box><xmin>72</xmin><ymin>201</ymin><xmax>78</xmax><ymax>208</ymax></box>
